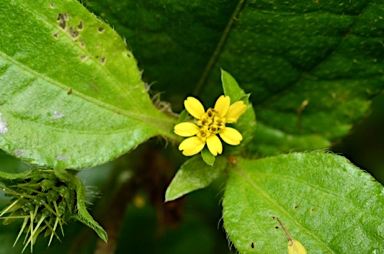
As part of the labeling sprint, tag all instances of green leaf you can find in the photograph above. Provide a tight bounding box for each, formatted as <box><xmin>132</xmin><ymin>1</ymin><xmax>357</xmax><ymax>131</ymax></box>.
<box><xmin>221</xmin><ymin>70</ymin><xmax>256</xmax><ymax>151</ymax></box>
<box><xmin>85</xmin><ymin>0</ymin><xmax>384</xmax><ymax>152</ymax></box>
<box><xmin>165</xmin><ymin>156</ymin><xmax>227</xmax><ymax>202</ymax></box>
<box><xmin>0</xmin><ymin>0</ymin><xmax>176</xmax><ymax>169</ymax></box>
<box><xmin>221</xmin><ymin>69</ymin><xmax>248</xmax><ymax>102</ymax></box>
<box><xmin>53</xmin><ymin>168</ymin><xmax>107</xmax><ymax>242</ymax></box>
<box><xmin>201</xmin><ymin>148</ymin><xmax>215</xmax><ymax>166</ymax></box>
<box><xmin>223</xmin><ymin>153</ymin><xmax>384</xmax><ymax>253</ymax></box>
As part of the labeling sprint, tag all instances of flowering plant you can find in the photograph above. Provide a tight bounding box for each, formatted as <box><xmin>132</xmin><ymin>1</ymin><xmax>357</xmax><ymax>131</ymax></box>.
<box><xmin>0</xmin><ymin>1</ymin><xmax>383</xmax><ymax>253</ymax></box>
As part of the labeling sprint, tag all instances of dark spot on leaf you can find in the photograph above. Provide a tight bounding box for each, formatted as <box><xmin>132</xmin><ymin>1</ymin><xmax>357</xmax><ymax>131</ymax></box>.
<box><xmin>68</xmin><ymin>27</ymin><xmax>79</xmax><ymax>39</ymax></box>
<box><xmin>101</xmin><ymin>56</ymin><xmax>106</xmax><ymax>64</ymax></box>
<box><xmin>79</xmin><ymin>40</ymin><xmax>85</xmax><ymax>48</ymax></box>
<box><xmin>80</xmin><ymin>55</ymin><xmax>87</xmax><ymax>61</ymax></box>
<box><xmin>127</xmin><ymin>53</ymin><xmax>131</xmax><ymax>58</ymax></box>
<box><xmin>294</xmin><ymin>205</ymin><xmax>299</xmax><ymax>209</ymax></box>
<box><xmin>53</xmin><ymin>33</ymin><xmax>58</xmax><ymax>39</ymax></box>
<box><xmin>98</xmin><ymin>27</ymin><xmax>105</xmax><ymax>33</ymax></box>
<box><xmin>251</xmin><ymin>242</ymin><xmax>254</xmax><ymax>249</ymax></box>
<box><xmin>50</xmin><ymin>2</ymin><xmax>54</xmax><ymax>8</ymax></box>
<box><xmin>58</xmin><ymin>21</ymin><xmax>66</xmax><ymax>30</ymax></box>
<box><xmin>67</xmin><ymin>88</ymin><xmax>72</xmax><ymax>95</ymax></box>
<box><xmin>78</xmin><ymin>21</ymin><xmax>83</xmax><ymax>30</ymax></box>
<box><xmin>310</xmin><ymin>207</ymin><xmax>315</xmax><ymax>212</ymax></box>
<box><xmin>271</xmin><ymin>216</ymin><xmax>276</xmax><ymax>219</ymax></box>
<box><xmin>95</xmin><ymin>55</ymin><xmax>99</xmax><ymax>58</ymax></box>
<box><xmin>275</xmin><ymin>226</ymin><xmax>279</xmax><ymax>229</ymax></box>
<box><xmin>57</xmin><ymin>13</ymin><xmax>68</xmax><ymax>30</ymax></box>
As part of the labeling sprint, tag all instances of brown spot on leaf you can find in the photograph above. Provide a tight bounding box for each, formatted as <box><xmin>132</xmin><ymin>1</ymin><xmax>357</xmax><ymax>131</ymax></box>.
<box><xmin>78</xmin><ymin>21</ymin><xmax>83</xmax><ymax>30</ymax></box>
<box><xmin>294</xmin><ymin>205</ymin><xmax>299</xmax><ymax>209</ymax></box>
<box><xmin>67</xmin><ymin>88</ymin><xmax>72</xmax><ymax>95</ymax></box>
<box><xmin>80</xmin><ymin>55</ymin><xmax>87</xmax><ymax>61</ymax></box>
<box><xmin>57</xmin><ymin>13</ymin><xmax>68</xmax><ymax>30</ymax></box>
<box><xmin>101</xmin><ymin>56</ymin><xmax>106</xmax><ymax>64</ymax></box>
<box><xmin>50</xmin><ymin>2</ymin><xmax>54</xmax><ymax>8</ymax></box>
<box><xmin>68</xmin><ymin>27</ymin><xmax>79</xmax><ymax>39</ymax></box>
<box><xmin>79</xmin><ymin>40</ymin><xmax>85</xmax><ymax>48</ymax></box>
<box><xmin>53</xmin><ymin>33</ymin><xmax>58</xmax><ymax>39</ymax></box>
<box><xmin>251</xmin><ymin>242</ymin><xmax>254</xmax><ymax>249</ymax></box>
<box><xmin>275</xmin><ymin>226</ymin><xmax>279</xmax><ymax>229</ymax></box>
<box><xmin>98</xmin><ymin>27</ymin><xmax>105</xmax><ymax>33</ymax></box>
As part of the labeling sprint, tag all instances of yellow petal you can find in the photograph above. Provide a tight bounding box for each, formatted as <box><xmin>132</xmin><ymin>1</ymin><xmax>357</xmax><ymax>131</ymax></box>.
<box><xmin>214</xmin><ymin>95</ymin><xmax>230</xmax><ymax>118</ymax></box>
<box><xmin>178</xmin><ymin>136</ymin><xmax>205</xmax><ymax>156</ymax></box>
<box><xmin>206</xmin><ymin>135</ymin><xmax>222</xmax><ymax>156</ymax></box>
<box><xmin>225</xmin><ymin>101</ymin><xmax>247</xmax><ymax>123</ymax></box>
<box><xmin>219</xmin><ymin>127</ymin><xmax>243</xmax><ymax>145</ymax></box>
<box><xmin>184</xmin><ymin>97</ymin><xmax>205</xmax><ymax>119</ymax></box>
<box><xmin>174</xmin><ymin>122</ymin><xmax>200</xmax><ymax>137</ymax></box>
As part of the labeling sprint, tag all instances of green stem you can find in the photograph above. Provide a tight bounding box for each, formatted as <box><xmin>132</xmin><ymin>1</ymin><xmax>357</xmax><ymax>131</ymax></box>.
<box><xmin>193</xmin><ymin>0</ymin><xmax>246</xmax><ymax>95</ymax></box>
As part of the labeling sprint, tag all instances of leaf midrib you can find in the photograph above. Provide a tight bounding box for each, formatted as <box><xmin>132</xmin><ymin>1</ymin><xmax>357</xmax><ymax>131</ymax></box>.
<box><xmin>0</xmin><ymin>50</ymin><xmax>174</xmax><ymax>131</ymax></box>
<box><xmin>5</xmin><ymin>112</ymin><xmax>147</xmax><ymax>135</ymax></box>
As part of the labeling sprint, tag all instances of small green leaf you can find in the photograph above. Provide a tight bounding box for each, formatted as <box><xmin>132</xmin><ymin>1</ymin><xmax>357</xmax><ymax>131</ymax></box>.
<box><xmin>221</xmin><ymin>69</ymin><xmax>248</xmax><ymax>102</ymax></box>
<box><xmin>201</xmin><ymin>148</ymin><xmax>215</xmax><ymax>166</ymax></box>
<box><xmin>223</xmin><ymin>153</ymin><xmax>384</xmax><ymax>253</ymax></box>
<box><xmin>165</xmin><ymin>156</ymin><xmax>227</xmax><ymax>202</ymax></box>
<box><xmin>0</xmin><ymin>0</ymin><xmax>176</xmax><ymax>169</ymax></box>
<box><xmin>221</xmin><ymin>69</ymin><xmax>256</xmax><ymax>150</ymax></box>
<box><xmin>54</xmin><ymin>168</ymin><xmax>107</xmax><ymax>242</ymax></box>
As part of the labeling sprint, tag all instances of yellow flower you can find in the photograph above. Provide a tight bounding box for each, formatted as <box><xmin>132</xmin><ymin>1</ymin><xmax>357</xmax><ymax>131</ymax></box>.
<box><xmin>174</xmin><ymin>95</ymin><xmax>247</xmax><ymax>156</ymax></box>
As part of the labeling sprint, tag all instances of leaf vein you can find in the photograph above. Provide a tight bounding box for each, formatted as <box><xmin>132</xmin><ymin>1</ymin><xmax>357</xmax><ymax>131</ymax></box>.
<box><xmin>234</xmin><ymin>166</ymin><xmax>336</xmax><ymax>253</ymax></box>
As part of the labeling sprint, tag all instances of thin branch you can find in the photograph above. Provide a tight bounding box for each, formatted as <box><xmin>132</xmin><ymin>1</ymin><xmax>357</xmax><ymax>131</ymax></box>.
<box><xmin>193</xmin><ymin>0</ymin><xmax>246</xmax><ymax>95</ymax></box>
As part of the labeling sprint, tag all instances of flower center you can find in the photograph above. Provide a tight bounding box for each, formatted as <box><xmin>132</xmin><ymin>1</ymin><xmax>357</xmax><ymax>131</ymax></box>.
<box><xmin>195</xmin><ymin>108</ymin><xmax>226</xmax><ymax>140</ymax></box>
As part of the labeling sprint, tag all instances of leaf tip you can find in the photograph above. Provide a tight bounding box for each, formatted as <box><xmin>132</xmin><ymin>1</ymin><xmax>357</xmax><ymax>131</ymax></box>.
<box><xmin>164</xmin><ymin>187</ymin><xmax>178</xmax><ymax>203</ymax></box>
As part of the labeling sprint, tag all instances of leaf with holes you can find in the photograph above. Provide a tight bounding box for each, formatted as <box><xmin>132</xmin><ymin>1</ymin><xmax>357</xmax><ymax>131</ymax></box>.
<box><xmin>85</xmin><ymin>0</ymin><xmax>384</xmax><ymax>154</ymax></box>
<box><xmin>0</xmin><ymin>0</ymin><xmax>176</xmax><ymax>169</ymax></box>
<box><xmin>223</xmin><ymin>153</ymin><xmax>384</xmax><ymax>253</ymax></box>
